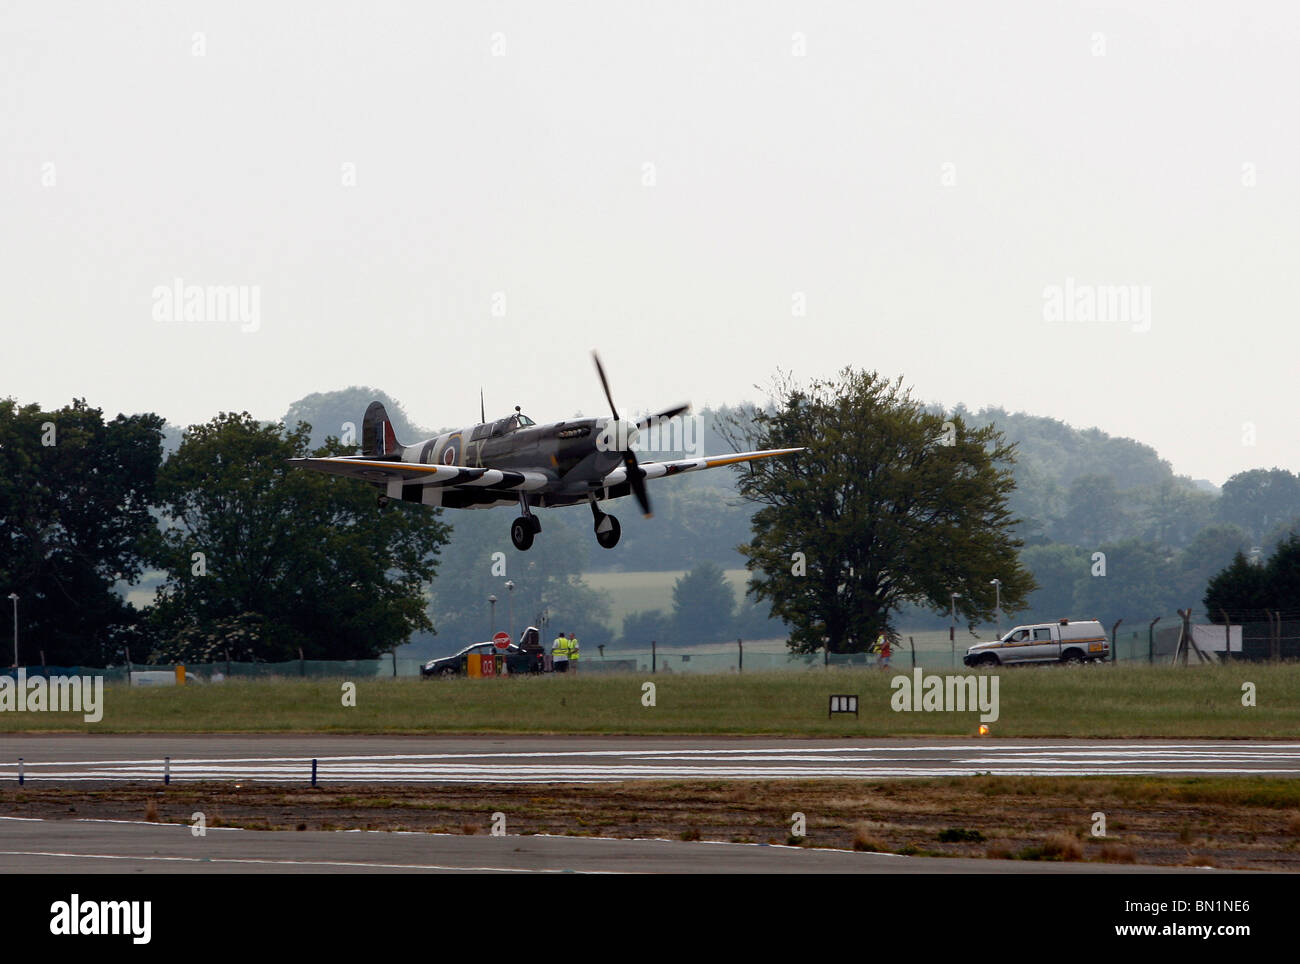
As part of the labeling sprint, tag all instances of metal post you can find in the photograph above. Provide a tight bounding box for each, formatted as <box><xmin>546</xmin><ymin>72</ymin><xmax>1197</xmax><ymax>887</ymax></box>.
<box><xmin>8</xmin><ymin>593</ymin><xmax>18</xmax><ymax>668</ymax></box>
<box><xmin>651</xmin><ymin>640</ymin><xmax>656</xmax><ymax>674</ymax></box>
<box><xmin>312</xmin><ymin>758</ymin><xmax>318</xmax><ymax>787</ymax></box>
<box><xmin>909</xmin><ymin>636</ymin><xmax>915</xmax><ymax>669</ymax></box>
<box><xmin>1147</xmin><ymin>616</ymin><xmax>1160</xmax><ymax>664</ymax></box>
<box><xmin>18</xmin><ymin>758</ymin><xmax>23</xmax><ymax>786</ymax></box>
<box><xmin>949</xmin><ymin>592</ymin><xmax>961</xmax><ymax>668</ymax></box>
<box><xmin>737</xmin><ymin>638</ymin><xmax>743</xmax><ymax>673</ymax></box>
<box><xmin>1109</xmin><ymin>619</ymin><xmax>1122</xmax><ymax>664</ymax></box>
<box><xmin>164</xmin><ymin>756</ymin><xmax>170</xmax><ymax>786</ymax></box>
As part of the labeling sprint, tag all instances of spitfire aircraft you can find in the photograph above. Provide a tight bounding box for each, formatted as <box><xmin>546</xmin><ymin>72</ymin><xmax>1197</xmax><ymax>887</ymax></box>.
<box><xmin>288</xmin><ymin>353</ymin><xmax>803</xmax><ymax>550</ymax></box>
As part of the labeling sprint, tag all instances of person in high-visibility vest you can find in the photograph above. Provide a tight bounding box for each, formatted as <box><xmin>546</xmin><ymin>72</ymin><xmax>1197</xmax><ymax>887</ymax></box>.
<box><xmin>875</xmin><ymin>632</ymin><xmax>891</xmax><ymax>669</ymax></box>
<box><xmin>551</xmin><ymin>632</ymin><xmax>569</xmax><ymax>673</ymax></box>
<box><xmin>567</xmin><ymin>633</ymin><xmax>580</xmax><ymax>673</ymax></box>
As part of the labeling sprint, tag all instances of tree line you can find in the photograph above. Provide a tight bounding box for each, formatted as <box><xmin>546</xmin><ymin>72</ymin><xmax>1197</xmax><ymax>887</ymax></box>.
<box><xmin>6</xmin><ymin>375</ymin><xmax>1296</xmax><ymax>666</ymax></box>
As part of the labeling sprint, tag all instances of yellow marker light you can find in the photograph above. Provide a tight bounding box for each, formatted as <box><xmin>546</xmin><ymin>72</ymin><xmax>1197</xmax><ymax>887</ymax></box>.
<box><xmin>978</xmin><ymin>724</ymin><xmax>990</xmax><ymax>736</ymax></box>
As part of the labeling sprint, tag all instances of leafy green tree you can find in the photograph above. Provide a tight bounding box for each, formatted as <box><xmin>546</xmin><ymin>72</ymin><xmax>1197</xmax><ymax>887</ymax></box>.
<box><xmin>284</xmin><ymin>387</ymin><xmax>430</xmax><ymax>452</ymax></box>
<box><xmin>670</xmin><ymin>561</ymin><xmax>736</xmax><ymax>645</ymax></box>
<box><xmin>1203</xmin><ymin>550</ymin><xmax>1271</xmax><ymax>621</ymax></box>
<box><xmin>1263</xmin><ymin>534</ymin><xmax>1300</xmax><ymax>615</ymax></box>
<box><xmin>1171</xmin><ymin>524</ymin><xmax>1248</xmax><ymax>603</ymax></box>
<box><xmin>1056</xmin><ymin>475</ymin><xmax>1130</xmax><ymax>547</ymax></box>
<box><xmin>1217</xmin><ymin>469</ymin><xmax>1300</xmax><ymax>542</ymax></box>
<box><xmin>721</xmin><ymin>369</ymin><xmax>1034</xmax><ymax>654</ymax></box>
<box><xmin>148</xmin><ymin>413</ymin><xmax>449</xmax><ymax>662</ymax></box>
<box><xmin>1136</xmin><ymin>480</ymin><xmax>1216</xmax><ymax>547</ymax></box>
<box><xmin>621</xmin><ymin>609</ymin><xmax>673</xmax><ymax>647</ymax></box>
<box><xmin>0</xmin><ymin>398</ymin><xmax>164</xmax><ymax>665</ymax></box>
<box><xmin>1070</xmin><ymin>540</ymin><xmax>1178</xmax><ymax>625</ymax></box>
<box><xmin>1019</xmin><ymin>543</ymin><xmax>1090</xmax><ymax>622</ymax></box>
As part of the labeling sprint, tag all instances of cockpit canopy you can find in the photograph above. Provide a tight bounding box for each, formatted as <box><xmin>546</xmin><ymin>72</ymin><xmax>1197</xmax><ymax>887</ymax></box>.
<box><xmin>473</xmin><ymin>412</ymin><xmax>536</xmax><ymax>440</ymax></box>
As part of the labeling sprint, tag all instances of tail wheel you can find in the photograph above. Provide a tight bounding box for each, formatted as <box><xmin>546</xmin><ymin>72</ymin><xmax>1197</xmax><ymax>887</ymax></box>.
<box><xmin>510</xmin><ymin>517</ymin><xmax>535</xmax><ymax>551</ymax></box>
<box><xmin>594</xmin><ymin>513</ymin><xmax>621</xmax><ymax>549</ymax></box>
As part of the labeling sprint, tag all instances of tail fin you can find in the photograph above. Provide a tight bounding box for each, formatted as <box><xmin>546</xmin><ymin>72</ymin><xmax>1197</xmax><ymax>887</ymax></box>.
<box><xmin>362</xmin><ymin>401</ymin><xmax>402</xmax><ymax>457</ymax></box>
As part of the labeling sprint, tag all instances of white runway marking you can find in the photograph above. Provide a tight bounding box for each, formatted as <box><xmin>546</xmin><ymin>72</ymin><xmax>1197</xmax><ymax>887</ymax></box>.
<box><xmin>2</xmin><ymin>742</ymin><xmax>1298</xmax><ymax>783</ymax></box>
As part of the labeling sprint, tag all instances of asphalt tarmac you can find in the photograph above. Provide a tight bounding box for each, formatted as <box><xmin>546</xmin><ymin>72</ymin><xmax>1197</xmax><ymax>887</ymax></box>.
<box><xmin>3</xmin><ymin>736</ymin><xmax>1283</xmax><ymax>874</ymax></box>
<box><xmin>0</xmin><ymin>815</ymin><xmax>1233</xmax><ymax>874</ymax></box>
<box><xmin>2</xmin><ymin>735</ymin><xmax>1298</xmax><ymax>784</ymax></box>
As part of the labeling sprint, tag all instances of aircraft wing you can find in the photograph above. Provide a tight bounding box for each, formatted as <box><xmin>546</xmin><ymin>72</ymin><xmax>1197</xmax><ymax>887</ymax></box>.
<box><xmin>599</xmin><ymin>447</ymin><xmax>804</xmax><ymax>486</ymax></box>
<box><xmin>288</xmin><ymin>456</ymin><xmax>552</xmax><ymax>490</ymax></box>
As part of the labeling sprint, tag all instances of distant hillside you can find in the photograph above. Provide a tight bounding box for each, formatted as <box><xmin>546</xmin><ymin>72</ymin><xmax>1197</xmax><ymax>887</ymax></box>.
<box><xmin>282</xmin><ymin>387</ymin><xmax>432</xmax><ymax>451</ymax></box>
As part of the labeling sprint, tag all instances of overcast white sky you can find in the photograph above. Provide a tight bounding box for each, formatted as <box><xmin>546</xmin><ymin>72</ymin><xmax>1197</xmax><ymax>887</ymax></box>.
<box><xmin>3</xmin><ymin>1</ymin><xmax>1297</xmax><ymax>485</ymax></box>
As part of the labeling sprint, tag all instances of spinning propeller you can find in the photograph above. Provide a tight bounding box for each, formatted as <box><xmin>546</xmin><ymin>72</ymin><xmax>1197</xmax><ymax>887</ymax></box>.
<box><xmin>591</xmin><ymin>351</ymin><xmax>690</xmax><ymax>519</ymax></box>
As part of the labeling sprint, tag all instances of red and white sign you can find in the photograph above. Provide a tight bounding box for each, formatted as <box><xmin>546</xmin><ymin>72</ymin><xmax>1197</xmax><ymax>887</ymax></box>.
<box><xmin>493</xmin><ymin>632</ymin><xmax>511</xmax><ymax>650</ymax></box>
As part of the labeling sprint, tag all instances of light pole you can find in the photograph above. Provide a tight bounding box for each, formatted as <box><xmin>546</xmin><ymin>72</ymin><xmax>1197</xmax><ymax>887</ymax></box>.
<box><xmin>488</xmin><ymin>594</ymin><xmax>497</xmax><ymax>638</ymax></box>
<box><xmin>7</xmin><ymin>593</ymin><xmax>18</xmax><ymax>668</ymax></box>
<box><xmin>504</xmin><ymin>580</ymin><xmax>515</xmax><ymax>640</ymax></box>
<box><xmin>989</xmin><ymin>579</ymin><xmax>1002</xmax><ymax>633</ymax></box>
<box><xmin>949</xmin><ymin>592</ymin><xmax>961</xmax><ymax>666</ymax></box>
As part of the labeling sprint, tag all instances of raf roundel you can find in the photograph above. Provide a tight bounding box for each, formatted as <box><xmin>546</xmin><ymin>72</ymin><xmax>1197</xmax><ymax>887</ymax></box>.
<box><xmin>443</xmin><ymin>445</ymin><xmax>458</xmax><ymax>465</ymax></box>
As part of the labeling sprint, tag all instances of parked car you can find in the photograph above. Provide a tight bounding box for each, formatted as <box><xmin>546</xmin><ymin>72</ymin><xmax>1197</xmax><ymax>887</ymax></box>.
<box><xmin>964</xmin><ymin>618</ymin><xmax>1109</xmax><ymax>667</ymax></box>
<box><xmin>421</xmin><ymin>638</ymin><xmax>547</xmax><ymax>677</ymax></box>
<box><xmin>421</xmin><ymin>641</ymin><xmax>521</xmax><ymax>678</ymax></box>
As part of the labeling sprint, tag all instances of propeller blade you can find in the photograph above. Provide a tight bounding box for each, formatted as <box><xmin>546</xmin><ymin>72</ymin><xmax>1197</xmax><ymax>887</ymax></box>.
<box><xmin>591</xmin><ymin>350</ymin><xmax>619</xmax><ymax>422</ymax></box>
<box><xmin>636</xmin><ymin>404</ymin><xmax>690</xmax><ymax>430</ymax></box>
<box><xmin>624</xmin><ymin>451</ymin><xmax>652</xmax><ymax>517</ymax></box>
<box><xmin>592</xmin><ymin>349</ymin><xmax>652</xmax><ymax>516</ymax></box>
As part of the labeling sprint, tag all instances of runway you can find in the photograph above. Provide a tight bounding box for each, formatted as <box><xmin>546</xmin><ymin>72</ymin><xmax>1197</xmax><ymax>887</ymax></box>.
<box><xmin>0</xmin><ymin>816</ymin><xmax>1229</xmax><ymax>874</ymax></box>
<box><xmin>3</xmin><ymin>735</ymin><xmax>1298</xmax><ymax>784</ymax></box>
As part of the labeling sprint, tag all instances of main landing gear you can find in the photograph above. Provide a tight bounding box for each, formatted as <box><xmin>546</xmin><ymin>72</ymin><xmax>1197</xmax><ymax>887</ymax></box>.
<box><xmin>591</xmin><ymin>499</ymin><xmax>621</xmax><ymax>549</ymax></box>
<box><xmin>509</xmin><ymin>498</ymin><xmax>622</xmax><ymax>551</ymax></box>
<box><xmin>511</xmin><ymin>493</ymin><xmax>542</xmax><ymax>551</ymax></box>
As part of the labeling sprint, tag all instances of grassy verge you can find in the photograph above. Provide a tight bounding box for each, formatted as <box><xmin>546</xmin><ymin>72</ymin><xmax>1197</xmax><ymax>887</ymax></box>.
<box><xmin>2</xmin><ymin>663</ymin><xmax>1296</xmax><ymax>737</ymax></box>
<box><xmin>7</xmin><ymin>775</ymin><xmax>1298</xmax><ymax>870</ymax></box>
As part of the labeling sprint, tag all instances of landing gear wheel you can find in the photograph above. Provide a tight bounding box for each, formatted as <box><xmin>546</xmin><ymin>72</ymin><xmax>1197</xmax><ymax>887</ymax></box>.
<box><xmin>594</xmin><ymin>513</ymin><xmax>621</xmax><ymax>549</ymax></box>
<box><xmin>511</xmin><ymin>517</ymin><xmax>535</xmax><ymax>551</ymax></box>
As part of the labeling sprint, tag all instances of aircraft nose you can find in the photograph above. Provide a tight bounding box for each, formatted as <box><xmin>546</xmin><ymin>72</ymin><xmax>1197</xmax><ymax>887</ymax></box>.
<box><xmin>596</xmin><ymin>417</ymin><xmax>639</xmax><ymax>452</ymax></box>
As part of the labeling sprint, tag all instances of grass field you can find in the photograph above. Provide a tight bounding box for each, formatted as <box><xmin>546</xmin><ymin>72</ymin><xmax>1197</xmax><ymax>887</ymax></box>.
<box><xmin>4</xmin><ymin>663</ymin><xmax>1297</xmax><ymax>737</ymax></box>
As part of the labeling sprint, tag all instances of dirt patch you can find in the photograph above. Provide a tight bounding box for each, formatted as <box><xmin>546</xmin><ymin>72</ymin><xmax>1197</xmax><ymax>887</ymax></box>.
<box><xmin>3</xmin><ymin>777</ymin><xmax>1298</xmax><ymax>870</ymax></box>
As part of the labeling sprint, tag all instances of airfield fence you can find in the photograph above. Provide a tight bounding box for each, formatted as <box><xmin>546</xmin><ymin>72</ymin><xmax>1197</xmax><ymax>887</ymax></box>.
<box><xmin>5</xmin><ymin>613</ymin><xmax>1293</xmax><ymax>682</ymax></box>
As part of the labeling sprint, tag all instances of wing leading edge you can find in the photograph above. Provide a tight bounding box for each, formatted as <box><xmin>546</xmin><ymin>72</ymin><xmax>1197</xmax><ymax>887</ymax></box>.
<box><xmin>287</xmin><ymin>446</ymin><xmax>802</xmax><ymax>496</ymax></box>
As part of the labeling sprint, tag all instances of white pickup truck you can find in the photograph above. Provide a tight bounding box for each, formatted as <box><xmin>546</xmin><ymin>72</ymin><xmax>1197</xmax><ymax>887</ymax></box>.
<box><xmin>964</xmin><ymin>618</ymin><xmax>1109</xmax><ymax>666</ymax></box>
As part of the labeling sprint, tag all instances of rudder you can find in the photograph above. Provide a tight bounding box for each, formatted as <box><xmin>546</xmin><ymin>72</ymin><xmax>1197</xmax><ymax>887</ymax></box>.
<box><xmin>362</xmin><ymin>401</ymin><xmax>401</xmax><ymax>457</ymax></box>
